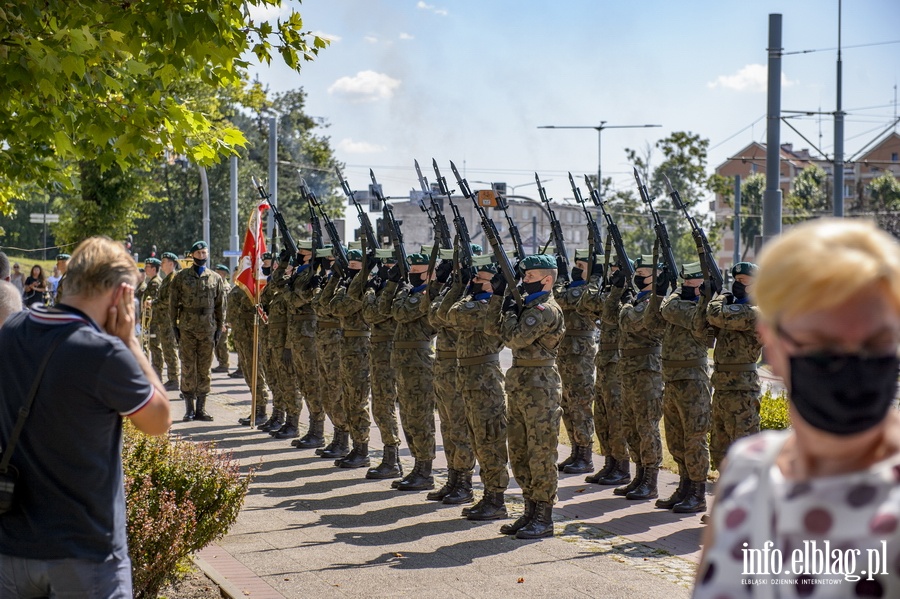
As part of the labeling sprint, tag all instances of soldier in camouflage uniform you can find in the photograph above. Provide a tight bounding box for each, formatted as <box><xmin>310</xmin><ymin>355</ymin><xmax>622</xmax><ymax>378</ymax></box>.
<box><xmin>156</xmin><ymin>252</ymin><xmax>180</xmax><ymax>390</ymax></box>
<box><xmin>142</xmin><ymin>257</ymin><xmax>163</xmax><ymax>368</ymax></box>
<box><xmin>311</xmin><ymin>250</ymin><xmax>349</xmax><ymax>459</ymax></box>
<box><xmin>609</xmin><ymin>255</ymin><xmax>666</xmax><ymax>500</ymax></box>
<box><xmin>656</xmin><ymin>262</ymin><xmax>711</xmax><ymax>513</ymax></box>
<box><xmin>487</xmin><ymin>254</ymin><xmax>565</xmax><ymax>539</ymax></box>
<box><xmin>378</xmin><ymin>253</ymin><xmax>438</xmax><ymax>492</ymax></box>
<box><xmin>327</xmin><ymin>249</ymin><xmax>373</xmax><ymax>468</ymax></box>
<box><xmin>54</xmin><ymin>253</ymin><xmax>69</xmax><ymax>305</ymax></box>
<box><xmin>441</xmin><ymin>257</ymin><xmax>510</xmax><ymax>517</ymax></box>
<box><xmin>553</xmin><ymin>252</ymin><xmax>598</xmax><ymax>475</ymax></box>
<box><xmin>428</xmin><ymin>255</ymin><xmax>476</xmax><ymax>505</ymax></box>
<box><xmin>264</xmin><ymin>252</ymin><xmax>301</xmax><ymax>439</ymax></box>
<box><xmin>361</xmin><ymin>253</ymin><xmax>403</xmax><ymax>479</ymax></box>
<box><xmin>576</xmin><ymin>258</ymin><xmax>635</xmax><ymax>486</ymax></box>
<box><xmin>229</xmin><ymin>281</ymin><xmax>269</xmax><ymax>427</ymax></box>
<box><xmin>170</xmin><ymin>241</ymin><xmax>226</xmax><ymax>421</ymax></box>
<box><xmin>212</xmin><ymin>264</ymin><xmax>232</xmax><ymax>373</ymax></box>
<box><xmin>287</xmin><ymin>244</ymin><xmax>327</xmax><ymax>449</ymax></box>
<box><xmin>706</xmin><ymin>262</ymin><xmax>762</xmax><ymax>471</ymax></box>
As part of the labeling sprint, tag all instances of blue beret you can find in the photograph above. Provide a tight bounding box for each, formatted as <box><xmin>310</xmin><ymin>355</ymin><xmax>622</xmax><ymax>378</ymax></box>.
<box><xmin>732</xmin><ymin>262</ymin><xmax>758</xmax><ymax>277</ymax></box>
<box><xmin>190</xmin><ymin>240</ymin><xmax>208</xmax><ymax>253</ymax></box>
<box><xmin>215</xmin><ymin>264</ymin><xmax>230</xmax><ymax>273</ymax></box>
<box><xmin>145</xmin><ymin>258</ymin><xmax>162</xmax><ymax>267</ymax></box>
<box><xmin>347</xmin><ymin>249</ymin><xmax>363</xmax><ymax>261</ymax></box>
<box><xmin>56</xmin><ymin>253</ymin><xmax>71</xmax><ymax>261</ymax></box>
<box><xmin>161</xmin><ymin>252</ymin><xmax>179</xmax><ymax>261</ymax></box>
<box><xmin>407</xmin><ymin>253</ymin><xmax>430</xmax><ymax>266</ymax></box>
<box><xmin>520</xmin><ymin>254</ymin><xmax>556</xmax><ymax>271</ymax></box>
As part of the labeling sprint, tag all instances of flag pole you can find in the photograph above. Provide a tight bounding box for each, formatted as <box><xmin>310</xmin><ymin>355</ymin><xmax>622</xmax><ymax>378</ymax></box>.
<box><xmin>250</xmin><ymin>306</ymin><xmax>259</xmax><ymax>427</ymax></box>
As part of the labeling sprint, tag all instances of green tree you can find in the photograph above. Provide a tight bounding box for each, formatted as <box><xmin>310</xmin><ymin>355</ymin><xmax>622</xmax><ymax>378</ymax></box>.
<box><xmin>864</xmin><ymin>173</ymin><xmax>900</xmax><ymax>236</ymax></box>
<box><xmin>0</xmin><ymin>0</ymin><xmax>328</xmax><ymax>211</ymax></box>
<box><xmin>786</xmin><ymin>164</ymin><xmax>828</xmax><ymax>217</ymax></box>
<box><xmin>737</xmin><ymin>174</ymin><xmax>765</xmax><ymax>260</ymax></box>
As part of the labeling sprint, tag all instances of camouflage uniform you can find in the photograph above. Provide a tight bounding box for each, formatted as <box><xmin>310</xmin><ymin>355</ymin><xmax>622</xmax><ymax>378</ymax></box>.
<box><xmin>576</xmin><ymin>278</ymin><xmax>633</xmax><ymax>467</ymax></box>
<box><xmin>706</xmin><ymin>294</ymin><xmax>762</xmax><ymax>470</ymax></box>
<box><xmin>489</xmin><ymin>291</ymin><xmax>565</xmax><ymax>505</ymax></box>
<box><xmin>361</xmin><ymin>282</ymin><xmax>400</xmax><ymax>448</ymax></box>
<box><xmin>142</xmin><ymin>273</ymin><xmax>163</xmax><ymax>371</ymax></box>
<box><xmin>312</xmin><ymin>275</ymin><xmax>347</xmax><ymax>436</ymax></box>
<box><xmin>215</xmin><ymin>277</ymin><xmax>232</xmax><ymax>369</ymax></box>
<box><xmin>227</xmin><ymin>284</ymin><xmax>268</xmax><ymax>407</ymax></box>
<box><xmin>429</xmin><ymin>284</ymin><xmax>475</xmax><ymax>474</ymax></box>
<box><xmin>155</xmin><ymin>270</ymin><xmax>180</xmax><ymax>384</ymax></box>
<box><xmin>378</xmin><ymin>279</ymin><xmax>437</xmax><ymax>462</ymax></box>
<box><xmin>170</xmin><ymin>265</ymin><xmax>226</xmax><ymax>397</ymax></box>
<box><xmin>553</xmin><ymin>279</ymin><xmax>598</xmax><ymax>469</ymax></box>
<box><xmin>287</xmin><ymin>265</ymin><xmax>325</xmax><ymax>430</ymax></box>
<box><xmin>328</xmin><ymin>272</ymin><xmax>372</xmax><ymax>449</ymax></box>
<box><xmin>442</xmin><ymin>282</ymin><xmax>509</xmax><ymax>494</ymax></box>
<box><xmin>659</xmin><ymin>292</ymin><xmax>711</xmax><ymax>483</ymax></box>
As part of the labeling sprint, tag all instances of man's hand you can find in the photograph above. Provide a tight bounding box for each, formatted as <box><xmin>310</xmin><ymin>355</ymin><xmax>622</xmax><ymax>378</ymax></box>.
<box><xmin>610</xmin><ymin>269</ymin><xmax>626</xmax><ymax>288</ymax></box>
<box><xmin>502</xmin><ymin>294</ymin><xmax>518</xmax><ymax>315</ymax></box>
<box><xmin>490</xmin><ymin>273</ymin><xmax>507</xmax><ymax>296</ymax></box>
<box><xmin>387</xmin><ymin>264</ymin><xmax>403</xmax><ymax>283</ymax></box>
<box><xmin>105</xmin><ymin>283</ymin><xmax>137</xmax><ymax>344</ymax></box>
<box><xmin>365</xmin><ymin>277</ymin><xmax>382</xmax><ymax>292</ymax></box>
<box><xmin>435</xmin><ymin>261</ymin><xmax>453</xmax><ymax>284</ymax></box>
<box><xmin>655</xmin><ymin>275</ymin><xmax>669</xmax><ymax>297</ymax></box>
<box><xmin>282</xmin><ymin>348</ymin><xmax>292</xmax><ymax>368</ymax></box>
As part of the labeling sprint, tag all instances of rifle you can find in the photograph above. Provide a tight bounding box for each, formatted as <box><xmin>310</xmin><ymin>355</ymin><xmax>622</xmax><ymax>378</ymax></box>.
<box><xmin>494</xmin><ymin>189</ymin><xmax>525</xmax><ymax>261</ymax></box>
<box><xmin>664</xmin><ymin>174</ymin><xmax>723</xmax><ymax>296</ymax></box>
<box><xmin>433</xmin><ymin>159</ymin><xmax>475</xmax><ymax>276</ymax></box>
<box><xmin>369</xmin><ymin>168</ymin><xmax>409</xmax><ymax>281</ymax></box>
<box><xmin>336</xmin><ymin>167</ymin><xmax>381</xmax><ymax>258</ymax></box>
<box><xmin>300</xmin><ymin>178</ymin><xmax>349</xmax><ymax>277</ymax></box>
<box><xmin>584</xmin><ymin>175</ymin><xmax>635</xmax><ymax>285</ymax></box>
<box><xmin>447</xmin><ymin>160</ymin><xmax>523</xmax><ymax>310</ymax></box>
<box><xmin>252</xmin><ymin>176</ymin><xmax>298</xmax><ymax>264</ymax></box>
<box><xmin>534</xmin><ymin>172</ymin><xmax>571</xmax><ymax>283</ymax></box>
<box><xmin>415</xmin><ymin>160</ymin><xmax>453</xmax><ymax>279</ymax></box>
<box><xmin>568</xmin><ymin>172</ymin><xmax>603</xmax><ymax>274</ymax></box>
<box><xmin>633</xmin><ymin>168</ymin><xmax>678</xmax><ymax>292</ymax></box>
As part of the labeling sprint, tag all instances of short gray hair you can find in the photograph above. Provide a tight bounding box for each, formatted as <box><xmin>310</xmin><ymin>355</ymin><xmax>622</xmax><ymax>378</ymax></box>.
<box><xmin>0</xmin><ymin>280</ymin><xmax>23</xmax><ymax>326</ymax></box>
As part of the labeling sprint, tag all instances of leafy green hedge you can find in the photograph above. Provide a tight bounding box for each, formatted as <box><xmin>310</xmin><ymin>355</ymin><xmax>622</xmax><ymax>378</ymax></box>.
<box><xmin>760</xmin><ymin>388</ymin><xmax>791</xmax><ymax>431</ymax></box>
<box><xmin>124</xmin><ymin>424</ymin><xmax>250</xmax><ymax>599</ymax></box>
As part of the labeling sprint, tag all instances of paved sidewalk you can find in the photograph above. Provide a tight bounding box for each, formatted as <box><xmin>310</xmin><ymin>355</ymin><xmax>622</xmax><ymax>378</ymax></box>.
<box><xmin>171</xmin><ymin>359</ymin><xmax>705</xmax><ymax>598</ymax></box>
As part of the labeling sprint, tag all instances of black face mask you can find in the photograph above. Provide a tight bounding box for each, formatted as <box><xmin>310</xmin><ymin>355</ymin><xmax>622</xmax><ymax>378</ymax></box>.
<box><xmin>571</xmin><ymin>267</ymin><xmax>584</xmax><ymax>282</ymax></box>
<box><xmin>680</xmin><ymin>285</ymin><xmax>698</xmax><ymax>301</ymax></box>
<box><xmin>523</xmin><ymin>280</ymin><xmax>545</xmax><ymax>295</ymax></box>
<box><xmin>262</xmin><ymin>266</ymin><xmax>272</xmax><ymax>276</ymax></box>
<box><xmin>408</xmin><ymin>272</ymin><xmax>425</xmax><ymax>287</ymax></box>
<box><xmin>193</xmin><ymin>257</ymin><xmax>207</xmax><ymax>267</ymax></box>
<box><xmin>346</xmin><ymin>268</ymin><xmax>360</xmax><ymax>279</ymax></box>
<box><xmin>789</xmin><ymin>353</ymin><xmax>900</xmax><ymax>435</ymax></box>
<box><xmin>633</xmin><ymin>274</ymin><xmax>649</xmax><ymax>289</ymax></box>
<box><xmin>732</xmin><ymin>280</ymin><xmax>747</xmax><ymax>299</ymax></box>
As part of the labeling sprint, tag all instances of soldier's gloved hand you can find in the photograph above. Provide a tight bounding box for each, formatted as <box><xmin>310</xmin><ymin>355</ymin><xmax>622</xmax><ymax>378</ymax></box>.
<box><xmin>173</xmin><ymin>327</ymin><xmax>180</xmax><ymax>343</ymax></box>
<box><xmin>213</xmin><ymin>329</ymin><xmax>221</xmax><ymax>346</ymax></box>
<box><xmin>655</xmin><ymin>274</ymin><xmax>670</xmax><ymax>296</ymax></box>
<box><xmin>591</xmin><ymin>260</ymin><xmax>604</xmax><ymax>279</ymax></box>
<box><xmin>501</xmin><ymin>294</ymin><xmax>518</xmax><ymax>315</ymax></box>
<box><xmin>365</xmin><ymin>276</ymin><xmax>382</xmax><ymax>292</ymax></box>
<box><xmin>620</xmin><ymin>288</ymin><xmax>634</xmax><ymax>305</ymax></box>
<box><xmin>435</xmin><ymin>260</ymin><xmax>453</xmax><ymax>284</ymax></box>
<box><xmin>556</xmin><ymin>255</ymin><xmax>566</xmax><ymax>273</ymax></box>
<box><xmin>610</xmin><ymin>269</ymin><xmax>626</xmax><ymax>288</ymax></box>
<box><xmin>490</xmin><ymin>273</ymin><xmax>507</xmax><ymax>296</ymax></box>
<box><xmin>721</xmin><ymin>291</ymin><xmax>735</xmax><ymax>305</ymax></box>
<box><xmin>307</xmin><ymin>274</ymin><xmax>323</xmax><ymax>290</ymax></box>
<box><xmin>387</xmin><ymin>264</ymin><xmax>403</xmax><ymax>283</ymax></box>
<box><xmin>458</xmin><ymin>267</ymin><xmax>473</xmax><ymax>286</ymax></box>
<box><xmin>282</xmin><ymin>348</ymin><xmax>292</xmax><ymax>368</ymax></box>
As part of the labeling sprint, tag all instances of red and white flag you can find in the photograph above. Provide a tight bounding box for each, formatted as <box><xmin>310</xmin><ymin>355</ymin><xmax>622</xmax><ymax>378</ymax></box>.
<box><xmin>235</xmin><ymin>200</ymin><xmax>269</xmax><ymax>304</ymax></box>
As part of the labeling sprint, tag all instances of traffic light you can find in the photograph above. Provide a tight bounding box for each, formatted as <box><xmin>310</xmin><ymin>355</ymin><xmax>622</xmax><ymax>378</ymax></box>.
<box><xmin>150</xmin><ymin>244</ymin><xmax>157</xmax><ymax>258</ymax></box>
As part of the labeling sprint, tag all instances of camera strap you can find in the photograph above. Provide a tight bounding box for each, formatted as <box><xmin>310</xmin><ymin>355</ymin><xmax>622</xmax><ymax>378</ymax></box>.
<box><xmin>0</xmin><ymin>325</ymin><xmax>78</xmax><ymax>474</ymax></box>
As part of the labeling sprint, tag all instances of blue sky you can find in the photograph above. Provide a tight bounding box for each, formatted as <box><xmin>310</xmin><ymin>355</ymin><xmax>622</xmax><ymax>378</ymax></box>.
<box><xmin>248</xmin><ymin>1</ymin><xmax>900</xmax><ymax>206</ymax></box>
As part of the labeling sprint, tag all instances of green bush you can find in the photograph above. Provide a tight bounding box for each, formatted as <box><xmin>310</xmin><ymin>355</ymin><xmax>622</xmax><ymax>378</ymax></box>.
<box><xmin>123</xmin><ymin>424</ymin><xmax>251</xmax><ymax>599</ymax></box>
<box><xmin>760</xmin><ymin>388</ymin><xmax>791</xmax><ymax>430</ymax></box>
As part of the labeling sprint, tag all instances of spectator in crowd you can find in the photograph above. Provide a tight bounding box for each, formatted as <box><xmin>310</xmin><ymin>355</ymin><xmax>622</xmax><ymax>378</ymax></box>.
<box><xmin>9</xmin><ymin>263</ymin><xmax>24</xmax><ymax>294</ymax></box>
<box><xmin>0</xmin><ymin>236</ymin><xmax>170</xmax><ymax>597</ymax></box>
<box><xmin>0</xmin><ymin>280</ymin><xmax>22</xmax><ymax>326</ymax></box>
<box><xmin>47</xmin><ymin>266</ymin><xmax>61</xmax><ymax>297</ymax></box>
<box><xmin>22</xmin><ymin>265</ymin><xmax>48</xmax><ymax>308</ymax></box>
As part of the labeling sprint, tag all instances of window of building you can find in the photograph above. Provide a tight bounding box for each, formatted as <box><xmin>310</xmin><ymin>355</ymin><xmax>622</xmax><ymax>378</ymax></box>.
<box><xmin>892</xmin><ymin>152</ymin><xmax>898</xmax><ymax>162</ymax></box>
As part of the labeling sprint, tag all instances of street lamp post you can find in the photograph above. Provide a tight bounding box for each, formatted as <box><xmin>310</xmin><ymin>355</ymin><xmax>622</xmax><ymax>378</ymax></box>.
<box><xmin>537</xmin><ymin>122</ymin><xmax>661</xmax><ymax>197</ymax></box>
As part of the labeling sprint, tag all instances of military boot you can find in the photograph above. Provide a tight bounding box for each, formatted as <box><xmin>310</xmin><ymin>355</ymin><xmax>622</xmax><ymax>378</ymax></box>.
<box><xmin>514</xmin><ymin>502</ymin><xmax>553</xmax><ymax>539</ymax></box>
<box><xmin>465</xmin><ymin>491</ymin><xmax>507</xmax><ymax>521</ymax></box>
<box><xmin>258</xmin><ymin>408</ymin><xmax>284</xmax><ymax>432</ymax></box>
<box><xmin>320</xmin><ymin>430</ymin><xmax>350</xmax><ymax>459</ymax></box>
<box><xmin>442</xmin><ymin>471</ymin><xmax>474</xmax><ymax>505</ymax></box>
<box><xmin>238</xmin><ymin>403</ymin><xmax>267</xmax><ymax>427</ymax></box>
<box><xmin>164</xmin><ymin>380</ymin><xmax>180</xmax><ymax>391</ymax></box>
<box><xmin>613</xmin><ymin>465</ymin><xmax>643</xmax><ymax>496</ymax></box>
<box><xmin>392</xmin><ymin>459</ymin><xmax>419</xmax><ymax>489</ymax></box>
<box><xmin>557</xmin><ymin>445</ymin><xmax>576</xmax><ymax>471</ymax></box>
<box><xmin>293</xmin><ymin>418</ymin><xmax>325</xmax><ymax>449</ymax></box>
<box><xmin>228</xmin><ymin>368</ymin><xmax>244</xmax><ymax>379</ymax></box>
<box><xmin>193</xmin><ymin>395</ymin><xmax>214</xmax><ymax>421</ymax></box>
<box><xmin>672</xmin><ymin>481</ymin><xmax>707</xmax><ymax>514</ymax></box>
<box><xmin>336</xmin><ymin>443</ymin><xmax>370</xmax><ymax>468</ymax></box>
<box><xmin>396</xmin><ymin>460</ymin><xmax>434</xmax><ymax>491</ymax></box>
<box><xmin>626</xmin><ymin>467</ymin><xmax>659</xmax><ymax>500</ymax></box>
<box><xmin>585</xmin><ymin>455</ymin><xmax>615</xmax><ymax>484</ymax></box>
<box><xmin>426</xmin><ymin>469</ymin><xmax>459</xmax><ymax>501</ymax></box>
<box><xmin>500</xmin><ymin>498</ymin><xmax>536</xmax><ymax>535</ymax></box>
<box><xmin>181</xmin><ymin>394</ymin><xmax>195</xmax><ymax>421</ymax></box>
<box><xmin>366</xmin><ymin>446</ymin><xmax>403</xmax><ymax>480</ymax></box>
<box><xmin>598</xmin><ymin>458</ymin><xmax>631</xmax><ymax>486</ymax></box>
<box><xmin>274</xmin><ymin>412</ymin><xmax>300</xmax><ymax>439</ymax></box>
<box><xmin>562</xmin><ymin>446</ymin><xmax>594</xmax><ymax>474</ymax></box>
<box><xmin>655</xmin><ymin>474</ymin><xmax>689</xmax><ymax>509</ymax></box>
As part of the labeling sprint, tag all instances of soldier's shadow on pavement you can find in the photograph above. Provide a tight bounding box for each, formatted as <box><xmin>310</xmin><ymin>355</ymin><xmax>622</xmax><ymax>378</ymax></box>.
<box><xmin>318</xmin><ymin>500</ymin><xmax>445</xmax><ymax>529</ymax></box>
<box><xmin>649</xmin><ymin>525</ymin><xmax>704</xmax><ymax>557</ymax></box>
<box><xmin>258</xmin><ymin>488</ymin><xmax>401</xmax><ymax>512</ymax></box>
<box><xmin>317</xmin><ymin>534</ymin><xmax>521</xmax><ymax>570</ymax></box>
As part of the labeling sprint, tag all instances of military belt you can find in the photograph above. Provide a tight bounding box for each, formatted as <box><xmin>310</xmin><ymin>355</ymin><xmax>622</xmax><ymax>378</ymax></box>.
<box><xmin>715</xmin><ymin>362</ymin><xmax>758</xmax><ymax>372</ymax></box>
<box><xmin>457</xmin><ymin>353</ymin><xmax>500</xmax><ymax>367</ymax></box>
<box><xmin>620</xmin><ymin>346</ymin><xmax>661</xmax><ymax>357</ymax></box>
<box><xmin>512</xmin><ymin>358</ymin><xmax>555</xmax><ymax>367</ymax></box>
<box><xmin>187</xmin><ymin>307</ymin><xmax>214</xmax><ymax>315</ymax></box>
<box><xmin>293</xmin><ymin>315</ymin><xmax>316</xmax><ymax>322</ymax></box>
<box><xmin>394</xmin><ymin>340</ymin><xmax>432</xmax><ymax>349</ymax></box>
<box><xmin>662</xmin><ymin>357</ymin><xmax>707</xmax><ymax>369</ymax></box>
<box><xmin>436</xmin><ymin>350</ymin><xmax>457</xmax><ymax>360</ymax></box>
<box><xmin>370</xmin><ymin>335</ymin><xmax>393</xmax><ymax>343</ymax></box>
<box><xmin>564</xmin><ymin>330</ymin><xmax>595</xmax><ymax>338</ymax></box>
<box><xmin>318</xmin><ymin>321</ymin><xmax>341</xmax><ymax>329</ymax></box>
<box><xmin>343</xmin><ymin>331</ymin><xmax>371</xmax><ymax>338</ymax></box>
<box><xmin>599</xmin><ymin>343</ymin><xmax>619</xmax><ymax>351</ymax></box>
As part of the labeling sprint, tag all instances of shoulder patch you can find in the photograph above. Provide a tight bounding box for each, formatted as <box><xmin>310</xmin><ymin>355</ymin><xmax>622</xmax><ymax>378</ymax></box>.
<box><xmin>572</xmin><ymin>289</ymin><xmax>582</xmax><ymax>298</ymax></box>
<box><xmin>479</xmin><ymin>299</ymin><xmax>488</xmax><ymax>304</ymax></box>
<box><xmin>536</xmin><ymin>305</ymin><xmax>545</xmax><ymax>311</ymax></box>
<box><xmin>728</xmin><ymin>304</ymin><xmax>741</xmax><ymax>312</ymax></box>
<box><xmin>635</xmin><ymin>303</ymin><xmax>645</xmax><ymax>313</ymax></box>
<box><xmin>409</xmin><ymin>296</ymin><xmax>419</xmax><ymax>304</ymax></box>
<box><xmin>525</xmin><ymin>316</ymin><xmax>538</xmax><ymax>326</ymax></box>
<box><xmin>465</xmin><ymin>301</ymin><xmax>475</xmax><ymax>309</ymax></box>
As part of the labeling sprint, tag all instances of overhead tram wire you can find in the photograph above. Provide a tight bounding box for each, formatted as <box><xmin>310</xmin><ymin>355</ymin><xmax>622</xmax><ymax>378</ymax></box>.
<box><xmin>782</xmin><ymin>39</ymin><xmax>900</xmax><ymax>56</ymax></box>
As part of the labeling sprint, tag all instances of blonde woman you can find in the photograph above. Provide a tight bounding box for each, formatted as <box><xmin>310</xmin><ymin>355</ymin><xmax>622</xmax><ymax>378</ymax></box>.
<box><xmin>694</xmin><ymin>218</ymin><xmax>900</xmax><ymax>598</ymax></box>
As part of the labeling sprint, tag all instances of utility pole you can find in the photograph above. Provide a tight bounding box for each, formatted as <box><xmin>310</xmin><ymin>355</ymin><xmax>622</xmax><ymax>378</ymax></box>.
<box><xmin>833</xmin><ymin>0</ymin><xmax>845</xmax><ymax>216</ymax></box>
<box><xmin>763</xmin><ymin>13</ymin><xmax>784</xmax><ymax>242</ymax></box>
